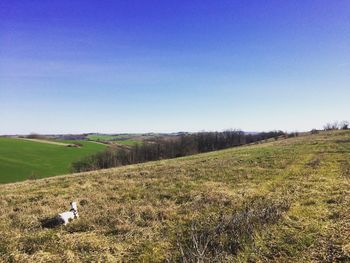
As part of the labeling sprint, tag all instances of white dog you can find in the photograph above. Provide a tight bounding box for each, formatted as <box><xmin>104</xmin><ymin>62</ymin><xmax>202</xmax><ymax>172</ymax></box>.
<box><xmin>58</xmin><ymin>201</ymin><xmax>79</xmax><ymax>225</ymax></box>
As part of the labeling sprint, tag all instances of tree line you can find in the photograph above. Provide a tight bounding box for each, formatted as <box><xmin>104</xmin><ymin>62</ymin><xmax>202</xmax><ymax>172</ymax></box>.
<box><xmin>71</xmin><ymin>130</ymin><xmax>284</xmax><ymax>173</ymax></box>
<box><xmin>323</xmin><ymin>120</ymin><xmax>349</xmax><ymax>131</ymax></box>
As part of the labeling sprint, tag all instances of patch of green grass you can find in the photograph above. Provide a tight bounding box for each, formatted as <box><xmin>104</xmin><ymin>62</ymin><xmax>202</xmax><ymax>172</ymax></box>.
<box><xmin>87</xmin><ymin>134</ymin><xmax>119</xmax><ymax>141</ymax></box>
<box><xmin>116</xmin><ymin>139</ymin><xmax>140</xmax><ymax>146</ymax></box>
<box><xmin>86</xmin><ymin>134</ymin><xmax>131</xmax><ymax>141</ymax></box>
<box><xmin>0</xmin><ymin>138</ymin><xmax>106</xmax><ymax>183</ymax></box>
<box><xmin>86</xmin><ymin>134</ymin><xmax>141</xmax><ymax>145</ymax></box>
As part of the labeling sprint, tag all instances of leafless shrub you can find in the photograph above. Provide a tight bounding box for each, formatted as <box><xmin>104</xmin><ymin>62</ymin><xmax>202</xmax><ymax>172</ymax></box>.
<box><xmin>287</xmin><ymin>132</ymin><xmax>299</xmax><ymax>138</ymax></box>
<box><xmin>176</xmin><ymin>197</ymin><xmax>290</xmax><ymax>262</ymax></box>
<box><xmin>324</xmin><ymin>122</ymin><xmax>338</xmax><ymax>131</ymax></box>
<box><xmin>340</xmin><ymin>121</ymin><xmax>349</xmax><ymax>130</ymax></box>
<box><xmin>310</xmin><ymin>129</ymin><xmax>319</xmax><ymax>134</ymax></box>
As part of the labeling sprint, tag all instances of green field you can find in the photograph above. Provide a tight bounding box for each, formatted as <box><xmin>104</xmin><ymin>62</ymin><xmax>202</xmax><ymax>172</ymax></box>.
<box><xmin>87</xmin><ymin>134</ymin><xmax>125</xmax><ymax>141</ymax></box>
<box><xmin>115</xmin><ymin>139</ymin><xmax>141</xmax><ymax>146</ymax></box>
<box><xmin>0</xmin><ymin>138</ymin><xmax>106</xmax><ymax>183</ymax></box>
<box><xmin>87</xmin><ymin>134</ymin><xmax>140</xmax><ymax>146</ymax></box>
<box><xmin>0</xmin><ymin>130</ymin><xmax>349</xmax><ymax>261</ymax></box>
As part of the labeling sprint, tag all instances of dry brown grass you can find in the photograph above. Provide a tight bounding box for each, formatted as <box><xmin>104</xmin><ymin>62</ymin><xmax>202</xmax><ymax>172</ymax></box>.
<box><xmin>0</xmin><ymin>130</ymin><xmax>350</xmax><ymax>262</ymax></box>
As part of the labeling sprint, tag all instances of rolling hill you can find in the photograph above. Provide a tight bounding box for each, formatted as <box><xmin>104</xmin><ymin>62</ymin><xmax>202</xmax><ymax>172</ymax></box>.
<box><xmin>0</xmin><ymin>138</ymin><xmax>106</xmax><ymax>183</ymax></box>
<box><xmin>86</xmin><ymin>134</ymin><xmax>143</xmax><ymax>146</ymax></box>
<box><xmin>0</xmin><ymin>130</ymin><xmax>349</xmax><ymax>262</ymax></box>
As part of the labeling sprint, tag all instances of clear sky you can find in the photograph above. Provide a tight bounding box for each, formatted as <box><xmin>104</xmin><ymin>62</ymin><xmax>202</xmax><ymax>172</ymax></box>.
<box><xmin>1</xmin><ymin>0</ymin><xmax>349</xmax><ymax>134</ymax></box>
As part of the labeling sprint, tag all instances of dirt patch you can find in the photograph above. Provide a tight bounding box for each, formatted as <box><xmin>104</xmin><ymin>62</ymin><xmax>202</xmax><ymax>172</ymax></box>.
<box><xmin>17</xmin><ymin>138</ymin><xmax>70</xmax><ymax>146</ymax></box>
<box><xmin>306</xmin><ymin>156</ymin><xmax>322</xmax><ymax>168</ymax></box>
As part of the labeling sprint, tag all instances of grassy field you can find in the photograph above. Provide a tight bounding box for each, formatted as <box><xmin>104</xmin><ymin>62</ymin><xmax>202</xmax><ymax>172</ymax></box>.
<box><xmin>86</xmin><ymin>134</ymin><xmax>126</xmax><ymax>141</ymax></box>
<box><xmin>0</xmin><ymin>131</ymin><xmax>349</xmax><ymax>262</ymax></box>
<box><xmin>87</xmin><ymin>134</ymin><xmax>140</xmax><ymax>146</ymax></box>
<box><xmin>114</xmin><ymin>139</ymin><xmax>141</xmax><ymax>146</ymax></box>
<box><xmin>0</xmin><ymin>138</ymin><xmax>106</xmax><ymax>183</ymax></box>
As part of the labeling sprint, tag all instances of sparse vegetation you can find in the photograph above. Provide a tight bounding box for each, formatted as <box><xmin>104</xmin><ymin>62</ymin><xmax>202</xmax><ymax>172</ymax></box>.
<box><xmin>176</xmin><ymin>197</ymin><xmax>290</xmax><ymax>262</ymax></box>
<box><xmin>0</xmin><ymin>130</ymin><xmax>349</xmax><ymax>262</ymax></box>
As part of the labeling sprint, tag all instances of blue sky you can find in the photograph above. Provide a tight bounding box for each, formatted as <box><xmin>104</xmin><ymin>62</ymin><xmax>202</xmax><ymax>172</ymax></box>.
<box><xmin>1</xmin><ymin>0</ymin><xmax>349</xmax><ymax>134</ymax></box>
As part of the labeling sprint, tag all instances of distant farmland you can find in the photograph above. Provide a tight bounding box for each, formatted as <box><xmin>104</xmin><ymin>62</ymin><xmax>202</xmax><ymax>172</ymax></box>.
<box><xmin>86</xmin><ymin>134</ymin><xmax>141</xmax><ymax>146</ymax></box>
<box><xmin>0</xmin><ymin>138</ymin><xmax>106</xmax><ymax>183</ymax></box>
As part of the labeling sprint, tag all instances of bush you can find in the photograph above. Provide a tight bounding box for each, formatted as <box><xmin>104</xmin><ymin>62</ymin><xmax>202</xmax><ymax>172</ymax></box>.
<box><xmin>287</xmin><ymin>132</ymin><xmax>299</xmax><ymax>138</ymax></box>
<box><xmin>311</xmin><ymin>129</ymin><xmax>319</xmax><ymax>134</ymax></box>
<box><xmin>340</xmin><ymin>121</ymin><xmax>349</xmax><ymax>130</ymax></box>
<box><xmin>175</xmin><ymin>197</ymin><xmax>290</xmax><ymax>262</ymax></box>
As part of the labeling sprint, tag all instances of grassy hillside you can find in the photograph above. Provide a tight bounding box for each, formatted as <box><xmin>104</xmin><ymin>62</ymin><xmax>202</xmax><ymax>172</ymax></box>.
<box><xmin>86</xmin><ymin>134</ymin><xmax>140</xmax><ymax>145</ymax></box>
<box><xmin>87</xmin><ymin>134</ymin><xmax>127</xmax><ymax>141</ymax></box>
<box><xmin>0</xmin><ymin>131</ymin><xmax>349</xmax><ymax>262</ymax></box>
<box><xmin>0</xmin><ymin>138</ymin><xmax>106</xmax><ymax>183</ymax></box>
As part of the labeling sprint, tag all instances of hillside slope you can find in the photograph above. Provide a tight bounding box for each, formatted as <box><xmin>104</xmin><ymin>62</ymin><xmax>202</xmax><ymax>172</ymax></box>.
<box><xmin>0</xmin><ymin>131</ymin><xmax>349</xmax><ymax>262</ymax></box>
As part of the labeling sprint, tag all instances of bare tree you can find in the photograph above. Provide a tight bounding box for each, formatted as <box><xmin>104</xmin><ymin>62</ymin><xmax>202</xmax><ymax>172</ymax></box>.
<box><xmin>340</xmin><ymin>120</ymin><xmax>349</xmax><ymax>130</ymax></box>
<box><xmin>324</xmin><ymin>122</ymin><xmax>339</xmax><ymax>131</ymax></box>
